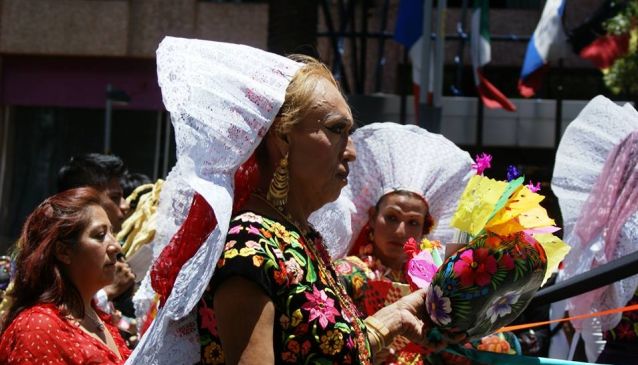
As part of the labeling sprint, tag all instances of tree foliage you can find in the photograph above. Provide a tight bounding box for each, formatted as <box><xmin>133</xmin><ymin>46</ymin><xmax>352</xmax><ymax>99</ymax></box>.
<box><xmin>603</xmin><ymin>0</ymin><xmax>638</xmax><ymax>94</ymax></box>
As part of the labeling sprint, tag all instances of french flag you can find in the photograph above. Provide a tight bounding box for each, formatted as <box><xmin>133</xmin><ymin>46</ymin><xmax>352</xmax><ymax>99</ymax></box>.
<box><xmin>519</xmin><ymin>0</ymin><xmax>568</xmax><ymax>98</ymax></box>
<box><xmin>394</xmin><ymin>0</ymin><xmax>432</xmax><ymax>111</ymax></box>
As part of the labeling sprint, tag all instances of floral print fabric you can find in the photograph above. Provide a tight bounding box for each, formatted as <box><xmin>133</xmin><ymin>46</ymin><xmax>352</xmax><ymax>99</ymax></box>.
<box><xmin>197</xmin><ymin>212</ymin><xmax>370</xmax><ymax>364</ymax></box>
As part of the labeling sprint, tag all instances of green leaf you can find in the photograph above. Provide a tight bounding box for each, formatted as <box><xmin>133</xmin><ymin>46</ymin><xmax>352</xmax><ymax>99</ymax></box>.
<box><xmin>334</xmin><ymin>322</ymin><xmax>352</xmax><ymax>333</ymax></box>
<box><xmin>305</xmin><ymin>262</ymin><xmax>317</xmax><ymax>283</ymax></box>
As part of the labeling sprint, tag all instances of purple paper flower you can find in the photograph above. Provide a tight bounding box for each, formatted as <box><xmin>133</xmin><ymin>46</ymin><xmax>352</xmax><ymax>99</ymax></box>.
<box><xmin>506</xmin><ymin>165</ymin><xmax>520</xmax><ymax>181</ymax></box>
<box><xmin>485</xmin><ymin>289</ymin><xmax>522</xmax><ymax>323</ymax></box>
<box><xmin>472</xmin><ymin>153</ymin><xmax>492</xmax><ymax>175</ymax></box>
<box><xmin>426</xmin><ymin>285</ymin><xmax>452</xmax><ymax>326</ymax></box>
<box><xmin>526</xmin><ymin>181</ymin><xmax>541</xmax><ymax>193</ymax></box>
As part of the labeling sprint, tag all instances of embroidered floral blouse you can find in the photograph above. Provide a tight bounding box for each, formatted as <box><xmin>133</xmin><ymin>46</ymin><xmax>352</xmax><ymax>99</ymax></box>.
<box><xmin>0</xmin><ymin>303</ymin><xmax>131</xmax><ymax>364</ymax></box>
<box><xmin>197</xmin><ymin>211</ymin><xmax>372</xmax><ymax>365</ymax></box>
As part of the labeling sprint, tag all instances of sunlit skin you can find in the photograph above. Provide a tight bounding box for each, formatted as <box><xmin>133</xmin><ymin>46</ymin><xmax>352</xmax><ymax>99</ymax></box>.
<box><xmin>63</xmin><ymin>205</ymin><xmax>121</xmax><ymax>296</ymax></box>
<box><xmin>55</xmin><ymin>204</ymin><xmax>123</xmax><ymax>359</ymax></box>
<box><xmin>369</xmin><ymin>193</ymin><xmax>429</xmax><ymax>271</ymax></box>
<box><xmin>263</xmin><ymin>78</ymin><xmax>356</xmax><ymax>229</ymax></box>
<box><xmin>104</xmin><ymin>177</ymin><xmax>130</xmax><ymax>233</ymax></box>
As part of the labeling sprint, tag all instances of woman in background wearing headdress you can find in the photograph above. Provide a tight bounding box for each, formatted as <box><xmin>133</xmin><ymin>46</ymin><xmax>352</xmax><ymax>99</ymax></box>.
<box><xmin>311</xmin><ymin>123</ymin><xmax>475</xmax><ymax>364</ymax></box>
<box><xmin>552</xmin><ymin>96</ymin><xmax>638</xmax><ymax>364</ymax></box>
<box><xmin>128</xmin><ymin>38</ymin><xmax>454</xmax><ymax>365</ymax></box>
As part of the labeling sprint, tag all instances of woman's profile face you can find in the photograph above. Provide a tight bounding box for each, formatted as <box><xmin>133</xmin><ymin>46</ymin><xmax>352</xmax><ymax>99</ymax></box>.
<box><xmin>66</xmin><ymin>205</ymin><xmax>120</xmax><ymax>293</ymax></box>
<box><xmin>369</xmin><ymin>193</ymin><xmax>428</xmax><ymax>270</ymax></box>
<box><xmin>286</xmin><ymin>78</ymin><xmax>356</xmax><ymax>210</ymax></box>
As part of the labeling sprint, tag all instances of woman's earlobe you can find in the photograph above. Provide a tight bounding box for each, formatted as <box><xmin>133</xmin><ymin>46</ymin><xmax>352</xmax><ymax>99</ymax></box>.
<box><xmin>54</xmin><ymin>241</ymin><xmax>72</xmax><ymax>265</ymax></box>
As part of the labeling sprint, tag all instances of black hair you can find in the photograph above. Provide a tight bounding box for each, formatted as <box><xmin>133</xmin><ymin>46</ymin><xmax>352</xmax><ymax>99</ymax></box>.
<box><xmin>57</xmin><ymin>153</ymin><xmax>126</xmax><ymax>193</ymax></box>
<box><xmin>121</xmin><ymin>172</ymin><xmax>152</xmax><ymax>198</ymax></box>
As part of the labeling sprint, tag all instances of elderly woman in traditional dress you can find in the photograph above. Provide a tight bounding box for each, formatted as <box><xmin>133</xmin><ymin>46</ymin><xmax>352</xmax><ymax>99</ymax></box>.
<box><xmin>128</xmin><ymin>38</ymin><xmax>456</xmax><ymax>365</ymax></box>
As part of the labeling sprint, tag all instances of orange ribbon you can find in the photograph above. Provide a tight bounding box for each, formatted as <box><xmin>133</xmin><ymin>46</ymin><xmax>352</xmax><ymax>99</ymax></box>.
<box><xmin>497</xmin><ymin>303</ymin><xmax>638</xmax><ymax>332</ymax></box>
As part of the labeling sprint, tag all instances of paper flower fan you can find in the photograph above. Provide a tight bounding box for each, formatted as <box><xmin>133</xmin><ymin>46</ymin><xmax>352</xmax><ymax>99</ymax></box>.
<box><xmin>425</xmin><ymin>171</ymin><xmax>570</xmax><ymax>339</ymax></box>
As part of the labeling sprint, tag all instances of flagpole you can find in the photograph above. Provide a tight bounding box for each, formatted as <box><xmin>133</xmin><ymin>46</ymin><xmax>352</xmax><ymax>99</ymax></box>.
<box><xmin>419</xmin><ymin>0</ymin><xmax>434</xmax><ymax>130</ymax></box>
<box><xmin>433</xmin><ymin>0</ymin><xmax>446</xmax><ymax>108</ymax></box>
<box><xmin>431</xmin><ymin>0</ymin><xmax>447</xmax><ymax>133</ymax></box>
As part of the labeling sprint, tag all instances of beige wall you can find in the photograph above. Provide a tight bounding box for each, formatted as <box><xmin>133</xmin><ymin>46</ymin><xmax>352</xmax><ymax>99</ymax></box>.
<box><xmin>0</xmin><ymin>0</ymin><xmax>268</xmax><ymax>57</ymax></box>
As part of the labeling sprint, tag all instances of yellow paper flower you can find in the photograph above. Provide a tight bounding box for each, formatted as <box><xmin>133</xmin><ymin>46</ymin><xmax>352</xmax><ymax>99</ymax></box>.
<box><xmin>451</xmin><ymin>175</ymin><xmax>509</xmax><ymax>236</ymax></box>
<box><xmin>534</xmin><ymin>233</ymin><xmax>571</xmax><ymax>285</ymax></box>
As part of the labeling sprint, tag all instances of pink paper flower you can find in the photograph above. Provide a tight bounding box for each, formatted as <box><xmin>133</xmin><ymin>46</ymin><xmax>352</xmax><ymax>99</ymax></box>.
<box><xmin>453</xmin><ymin>248</ymin><xmax>497</xmax><ymax>287</ymax></box>
<box><xmin>302</xmin><ymin>286</ymin><xmax>341</xmax><ymax>329</ymax></box>
<box><xmin>472</xmin><ymin>153</ymin><xmax>492</xmax><ymax>175</ymax></box>
<box><xmin>406</xmin><ymin>250</ymin><xmax>438</xmax><ymax>290</ymax></box>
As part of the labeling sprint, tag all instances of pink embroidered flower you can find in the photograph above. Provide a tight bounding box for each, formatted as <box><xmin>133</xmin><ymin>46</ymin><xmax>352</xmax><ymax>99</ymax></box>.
<box><xmin>472</xmin><ymin>153</ymin><xmax>492</xmax><ymax>175</ymax></box>
<box><xmin>453</xmin><ymin>248</ymin><xmax>497</xmax><ymax>287</ymax></box>
<box><xmin>284</xmin><ymin>258</ymin><xmax>304</xmax><ymax>284</ymax></box>
<box><xmin>334</xmin><ymin>260</ymin><xmax>353</xmax><ymax>275</ymax></box>
<box><xmin>245</xmin><ymin>240</ymin><xmax>260</xmax><ymax>249</ymax></box>
<box><xmin>301</xmin><ymin>286</ymin><xmax>340</xmax><ymax>329</ymax></box>
<box><xmin>247</xmin><ymin>225</ymin><xmax>261</xmax><ymax>236</ymax></box>
<box><xmin>228</xmin><ymin>225</ymin><xmax>242</xmax><ymax>235</ymax></box>
<box><xmin>199</xmin><ymin>305</ymin><xmax>217</xmax><ymax>336</ymax></box>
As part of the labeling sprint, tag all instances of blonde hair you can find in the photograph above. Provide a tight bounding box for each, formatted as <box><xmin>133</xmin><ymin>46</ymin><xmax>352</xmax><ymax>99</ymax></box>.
<box><xmin>273</xmin><ymin>55</ymin><xmax>343</xmax><ymax>135</ymax></box>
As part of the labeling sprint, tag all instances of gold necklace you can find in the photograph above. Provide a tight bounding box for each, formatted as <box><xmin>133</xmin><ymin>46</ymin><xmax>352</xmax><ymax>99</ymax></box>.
<box><xmin>251</xmin><ymin>193</ymin><xmax>310</xmax><ymax>235</ymax></box>
<box><xmin>251</xmin><ymin>193</ymin><xmax>372</xmax><ymax>364</ymax></box>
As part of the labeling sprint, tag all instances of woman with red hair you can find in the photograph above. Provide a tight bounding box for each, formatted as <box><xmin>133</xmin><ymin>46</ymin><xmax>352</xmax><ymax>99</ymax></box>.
<box><xmin>0</xmin><ymin>187</ymin><xmax>131</xmax><ymax>364</ymax></box>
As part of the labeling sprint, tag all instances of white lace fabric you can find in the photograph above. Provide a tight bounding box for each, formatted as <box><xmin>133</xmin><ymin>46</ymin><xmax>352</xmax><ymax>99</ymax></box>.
<box><xmin>127</xmin><ymin>37</ymin><xmax>301</xmax><ymax>365</ymax></box>
<box><xmin>551</xmin><ymin>95</ymin><xmax>638</xmax><ymax>333</ymax></box>
<box><xmin>311</xmin><ymin>123</ymin><xmax>474</xmax><ymax>258</ymax></box>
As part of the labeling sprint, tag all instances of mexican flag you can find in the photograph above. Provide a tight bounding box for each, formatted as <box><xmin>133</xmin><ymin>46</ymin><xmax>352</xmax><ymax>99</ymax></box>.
<box><xmin>471</xmin><ymin>0</ymin><xmax>516</xmax><ymax>111</ymax></box>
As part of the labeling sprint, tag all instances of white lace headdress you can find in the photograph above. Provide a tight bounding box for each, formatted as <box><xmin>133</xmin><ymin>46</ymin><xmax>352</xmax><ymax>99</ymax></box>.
<box><xmin>552</xmin><ymin>95</ymin><xmax>638</xmax><ymax>335</ymax></box>
<box><xmin>310</xmin><ymin>123</ymin><xmax>474</xmax><ymax>258</ymax></box>
<box><xmin>127</xmin><ymin>37</ymin><xmax>301</xmax><ymax>364</ymax></box>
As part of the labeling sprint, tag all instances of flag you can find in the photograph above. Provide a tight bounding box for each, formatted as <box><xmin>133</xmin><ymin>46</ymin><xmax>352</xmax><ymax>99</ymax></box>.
<box><xmin>518</xmin><ymin>0</ymin><xmax>567</xmax><ymax>98</ymax></box>
<box><xmin>471</xmin><ymin>0</ymin><xmax>516</xmax><ymax>111</ymax></box>
<box><xmin>569</xmin><ymin>0</ymin><xmax>629</xmax><ymax>69</ymax></box>
<box><xmin>394</xmin><ymin>0</ymin><xmax>433</xmax><ymax>112</ymax></box>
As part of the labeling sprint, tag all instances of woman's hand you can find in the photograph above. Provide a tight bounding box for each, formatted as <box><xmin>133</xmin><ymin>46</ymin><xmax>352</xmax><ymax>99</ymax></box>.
<box><xmin>370</xmin><ymin>289</ymin><xmax>466</xmax><ymax>353</ymax></box>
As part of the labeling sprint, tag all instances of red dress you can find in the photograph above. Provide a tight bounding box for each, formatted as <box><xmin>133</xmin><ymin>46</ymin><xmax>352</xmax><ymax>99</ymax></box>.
<box><xmin>0</xmin><ymin>303</ymin><xmax>131</xmax><ymax>364</ymax></box>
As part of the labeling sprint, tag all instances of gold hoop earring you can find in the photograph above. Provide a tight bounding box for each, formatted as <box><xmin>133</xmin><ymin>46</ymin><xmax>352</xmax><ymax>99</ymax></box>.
<box><xmin>267</xmin><ymin>153</ymin><xmax>289</xmax><ymax>211</ymax></box>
